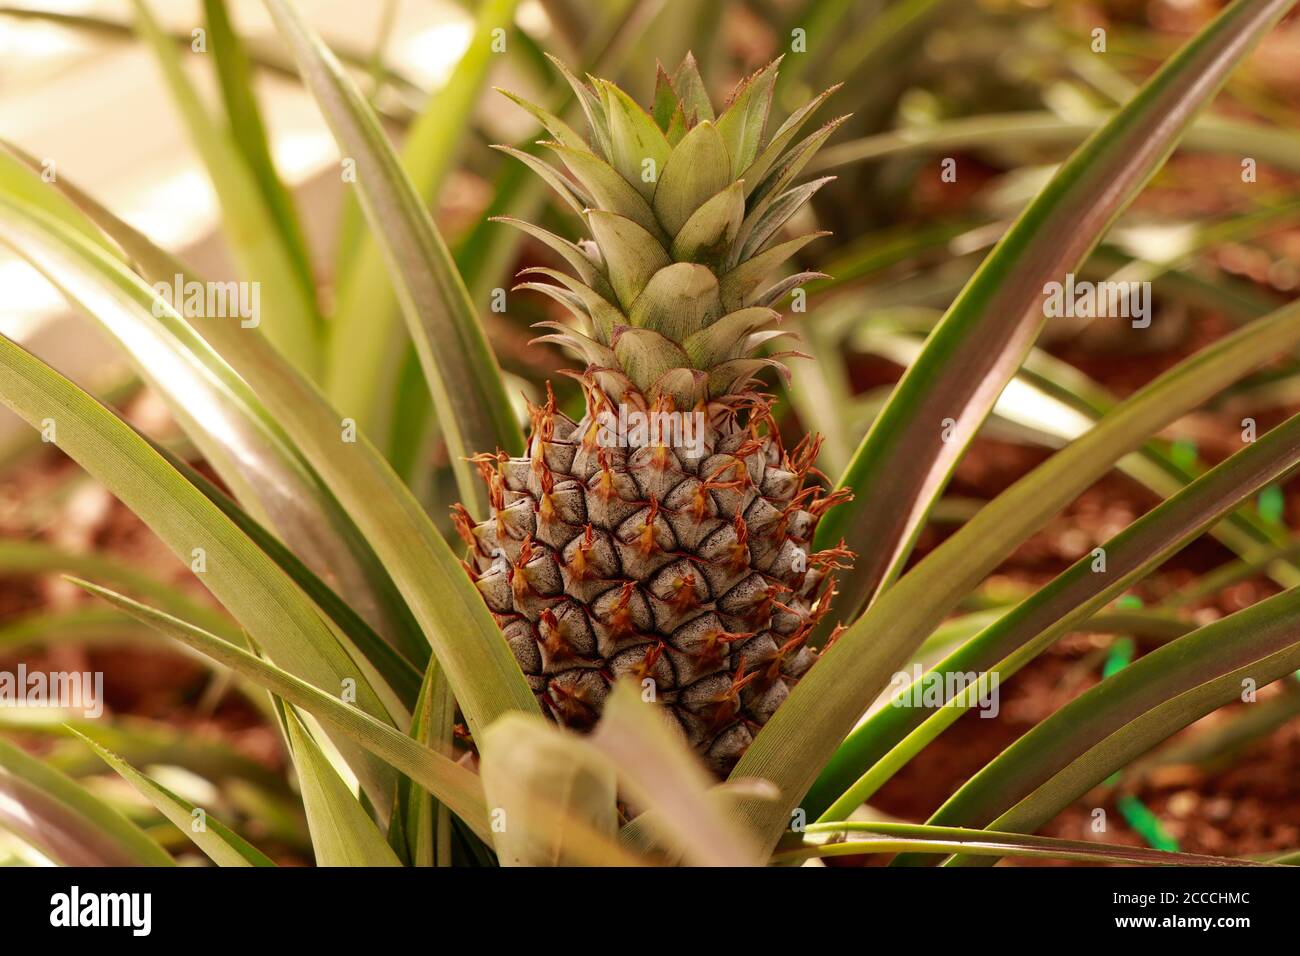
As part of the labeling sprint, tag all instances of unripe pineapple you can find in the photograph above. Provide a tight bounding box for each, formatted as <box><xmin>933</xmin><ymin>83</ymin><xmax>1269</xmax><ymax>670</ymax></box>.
<box><xmin>453</xmin><ymin>54</ymin><xmax>852</xmax><ymax>774</ymax></box>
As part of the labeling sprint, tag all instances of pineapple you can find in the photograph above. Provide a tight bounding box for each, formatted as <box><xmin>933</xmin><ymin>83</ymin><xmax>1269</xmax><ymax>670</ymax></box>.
<box><xmin>453</xmin><ymin>54</ymin><xmax>852</xmax><ymax>774</ymax></box>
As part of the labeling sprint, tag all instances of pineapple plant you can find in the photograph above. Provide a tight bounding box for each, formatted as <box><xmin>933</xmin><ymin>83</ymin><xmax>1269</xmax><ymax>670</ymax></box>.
<box><xmin>0</xmin><ymin>0</ymin><xmax>1296</xmax><ymax>873</ymax></box>
<box><xmin>453</xmin><ymin>55</ymin><xmax>853</xmax><ymax>772</ymax></box>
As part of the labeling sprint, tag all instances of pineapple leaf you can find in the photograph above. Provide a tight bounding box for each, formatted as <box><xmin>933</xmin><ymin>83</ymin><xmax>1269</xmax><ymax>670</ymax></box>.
<box><xmin>74</xmin><ymin>731</ymin><xmax>275</xmax><ymax>867</ymax></box>
<box><xmin>0</xmin><ymin>539</ymin><xmax>238</xmax><ymax>643</ymax></box>
<box><xmin>546</xmin><ymin>52</ymin><xmax>613</xmax><ymax>159</ymax></box>
<box><xmin>490</xmin><ymin>215</ymin><xmax>615</xmax><ymax>300</ymax></box>
<box><xmin>480</xmin><ymin>715</ymin><xmax>626</xmax><ymax>866</ymax></box>
<box><xmin>546</xmin><ymin>142</ymin><xmax>666</xmax><ymax>240</ymax></box>
<box><xmin>91</xmin><ymin>196</ymin><xmax>541</xmax><ymax>743</ymax></box>
<box><xmin>0</xmin><ymin>736</ymin><xmax>175</xmax><ymax>866</ymax></box>
<box><xmin>763</xmin><ymin>292</ymin><xmax>1300</xmax><ymax>852</ymax></box>
<box><xmin>671</xmin><ymin>179</ymin><xmax>746</xmax><ymax>263</ymax></box>
<box><xmin>495</xmin><ymin>87</ymin><xmax>591</xmax><ymax>154</ymax></box>
<box><xmin>400</xmin><ymin>657</ymin><xmax>458</xmax><ymax>867</ymax></box>
<box><xmin>930</xmin><ymin>584</ymin><xmax>1300</xmax><ymax>867</ymax></box>
<box><xmin>0</xmin><ymin>143</ymin><xmax>116</xmax><ymax>255</ymax></box>
<box><xmin>812</xmin><ymin>110</ymin><xmax>1300</xmax><ymax>177</ymax></box>
<box><xmin>808</xmin><ymin>398</ymin><xmax>1300</xmax><ymax>822</ymax></box>
<box><xmin>736</xmin><ymin>175</ymin><xmax>835</xmax><ymax>264</ymax></box>
<box><xmin>152</xmin><ymin>445</ymin><xmax>426</xmax><ymax>706</ymax></box>
<box><xmin>516</xmin><ymin>265</ymin><xmax>624</xmax><ymax>342</ymax></box>
<box><xmin>731</xmin><ymin>0</ymin><xmax>1300</xmax><ymax>853</ymax></box>
<box><xmin>282</xmin><ymin>709</ymin><xmax>403</xmax><ymax>867</ymax></box>
<box><xmin>266</xmin><ymin>0</ymin><xmax>525</xmax><ymax>516</ymax></box>
<box><xmin>72</xmin><ymin>579</ymin><xmax>495</xmax><ymax>844</ymax></box>
<box><xmin>611</xmin><ymin>326</ymin><xmax>693</xmax><ymax>392</ymax></box>
<box><xmin>0</xmin><ymin>181</ymin><xmax>428</xmax><ymax>668</ymax></box>
<box><xmin>757</xmin><ymin>270</ymin><xmax>827</xmax><ymax>308</ymax></box>
<box><xmin>683</xmin><ymin>308</ymin><xmax>780</xmax><ymax>368</ymax></box>
<box><xmin>586</xmin><ymin>209</ymin><xmax>672</xmax><ymax>306</ymax></box>
<box><xmin>816</xmin><ymin>0</ymin><xmax>1300</xmax><ymax>617</ymax></box>
<box><xmin>649</xmin><ymin>367</ymin><xmax>709</xmax><ymax>409</ymax></box>
<box><xmin>665</xmin><ymin>101</ymin><xmax>689</xmax><ymax>146</ymax></box>
<box><xmin>531</xmin><ymin>318</ymin><xmax>618</xmax><ymax>364</ymax></box>
<box><xmin>747</xmin><ymin>118</ymin><xmax>849</xmax><ymax>224</ymax></box>
<box><xmin>670</xmin><ymin>52</ymin><xmax>714</xmax><ymax>125</ymax></box>
<box><xmin>491</xmin><ymin>144</ymin><xmax>592</xmax><ymax>217</ymax></box>
<box><xmin>327</xmin><ymin>0</ymin><xmax>520</xmax><ymax>452</ymax></box>
<box><xmin>594</xmin><ymin>684</ymin><xmax>763</xmax><ymax>867</ymax></box>
<box><xmin>651</xmin><ymin>64</ymin><xmax>680</xmax><ymax>132</ymax></box>
<box><xmin>129</xmin><ymin>0</ymin><xmax>322</xmax><ymax>376</ymax></box>
<box><xmin>627</xmin><ymin>263</ymin><xmax>723</xmax><ymax>341</ymax></box>
<box><xmin>597</xmin><ymin>79</ymin><xmax>672</xmax><ymax>202</ymax></box>
<box><xmin>0</xmin><ymin>326</ymin><xmax>404</xmax><ymax>811</ymax></box>
<box><xmin>718</xmin><ymin>232</ymin><xmax>827</xmax><ymax>310</ymax></box>
<box><xmin>715</xmin><ymin>59</ymin><xmax>780</xmax><ymax>178</ymax></box>
<box><xmin>707</xmin><ymin>357</ymin><xmax>790</xmax><ymax>397</ymax></box>
<box><xmin>778</xmin><ymin>822</ymin><xmax>1272</xmax><ymax>867</ymax></box>
<box><xmin>741</xmin><ymin>84</ymin><xmax>842</xmax><ymax>197</ymax></box>
<box><xmin>652</xmin><ymin>120</ymin><xmax>732</xmax><ymax>237</ymax></box>
<box><xmin>202</xmin><ymin>0</ymin><xmax>315</xmax><ymax>309</ymax></box>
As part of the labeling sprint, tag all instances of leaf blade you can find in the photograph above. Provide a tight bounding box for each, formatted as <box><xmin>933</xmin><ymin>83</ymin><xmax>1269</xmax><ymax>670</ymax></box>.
<box><xmin>815</xmin><ymin>0</ymin><xmax>1299</xmax><ymax>618</ymax></box>
<box><xmin>733</xmin><ymin>0</ymin><xmax>1300</xmax><ymax>852</ymax></box>
<box><xmin>0</xmin><ymin>736</ymin><xmax>174</xmax><ymax>866</ymax></box>
<box><xmin>72</xmin><ymin>579</ymin><xmax>494</xmax><ymax>844</ymax></box>
<box><xmin>265</xmin><ymin>0</ymin><xmax>524</xmax><ymax>514</ymax></box>
<box><xmin>74</xmin><ymin>731</ymin><xmax>275</xmax><ymax>867</ymax></box>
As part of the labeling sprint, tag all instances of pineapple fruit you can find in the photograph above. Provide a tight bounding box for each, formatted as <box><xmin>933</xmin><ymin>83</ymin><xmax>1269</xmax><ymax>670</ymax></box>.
<box><xmin>453</xmin><ymin>54</ymin><xmax>852</xmax><ymax>774</ymax></box>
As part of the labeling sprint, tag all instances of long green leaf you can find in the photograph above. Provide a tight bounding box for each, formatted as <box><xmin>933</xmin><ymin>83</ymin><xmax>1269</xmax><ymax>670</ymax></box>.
<box><xmin>815</xmin><ymin>0</ymin><xmax>1298</xmax><ymax>622</ymax></box>
<box><xmin>152</xmin><ymin>443</ymin><xmax>424</xmax><ymax>705</ymax></box>
<box><xmin>812</xmin><ymin>111</ymin><xmax>1300</xmax><ymax>176</ymax></box>
<box><xmin>0</xmin><ymin>539</ymin><xmax>236</xmax><ymax>641</ymax></box>
<box><xmin>75</xmin><ymin>731</ymin><xmax>275</xmax><ymax>867</ymax></box>
<box><xmin>265</xmin><ymin>0</ymin><xmax>523</xmax><ymax>518</ymax></box>
<box><xmin>927</xmin><ymin>586</ymin><xmax>1300</xmax><ymax>866</ymax></box>
<box><xmin>73</xmin><ymin>580</ymin><xmax>494</xmax><ymax>844</ymax></box>
<box><xmin>130</xmin><ymin>0</ymin><xmax>321</xmax><ymax>374</ymax></box>
<box><xmin>202</xmin><ymin>0</ymin><xmax>315</xmax><ymax>296</ymax></box>
<box><xmin>0</xmin><ymin>144</ymin><xmax>427</xmax><ymax>657</ymax></box>
<box><xmin>400</xmin><ymin>657</ymin><xmax>457</xmax><ymax>866</ymax></box>
<box><xmin>809</xmin><ymin>406</ymin><xmax>1300</xmax><ymax>821</ymax></box>
<box><xmin>740</xmin><ymin>294</ymin><xmax>1300</xmax><ymax>846</ymax></box>
<box><xmin>776</xmin><ymin>822</ymin><xmax>1266</xmax><ymax>866</ymax></box>
<box><xmin>0</xmin><ymin>331</ymin><xmax>400</xmax><ymax>812</ymax></box>
<box><xmin>27</xmin><ymin>717</ymin><xmax>289</xmax><ymax>796</ymax></box>
<box><xmin>328</xmin><ymin>0</ymin><xmax>521</xmax><ymax>453</ymax></box>
<box><xmin>280</xmin><ymin>709</ymin><xmax>402</xmax><ymax>867</ymax></box>
<box><xmin>0</xmin><ymin>5</ymin><xmax>425</xmax><ymax>115</ymax></box>
<box><xmin>0</xmin><ymin>737</ymin><xmax>174</xmax><ymax>866</ymax></box>
<box><xmin>732</xmin><ymin>0</ymin><xmax>1299</xmax><ymax>852</ymax></box>
<box><xmin>149</xmin><ymin>307</ymin><xmax>539</xmax><ymax>749</ymax></box>
<box><xmin>855</xmin><ymin>325</ymin><xmax>1300</xmax><ymax>585</ymax></box>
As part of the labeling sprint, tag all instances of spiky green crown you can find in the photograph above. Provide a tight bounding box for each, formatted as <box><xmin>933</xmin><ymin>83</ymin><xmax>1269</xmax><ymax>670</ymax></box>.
<box><xmin>493</xmin><ymin>54</ymin><xmax>844</xmax><ymax>409</ymax></box>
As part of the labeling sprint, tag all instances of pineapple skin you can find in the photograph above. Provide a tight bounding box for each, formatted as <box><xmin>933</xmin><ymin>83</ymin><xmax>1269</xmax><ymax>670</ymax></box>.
<box><xmin>456</xmin><ymin>388</ymin><xmax>848</xmax><ymax>774</ymax></box>
<box><xmin>455</xmin><ymin>56</ymin><xmax>851</xmax><ymax>772</ymax></box>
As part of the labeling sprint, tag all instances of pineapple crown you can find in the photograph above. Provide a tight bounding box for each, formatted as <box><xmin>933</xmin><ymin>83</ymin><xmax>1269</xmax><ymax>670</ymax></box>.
<box><xmin>492</xmin><ymin>54</ymin><xmax>846</xmax><ymax>410</ymax></box>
